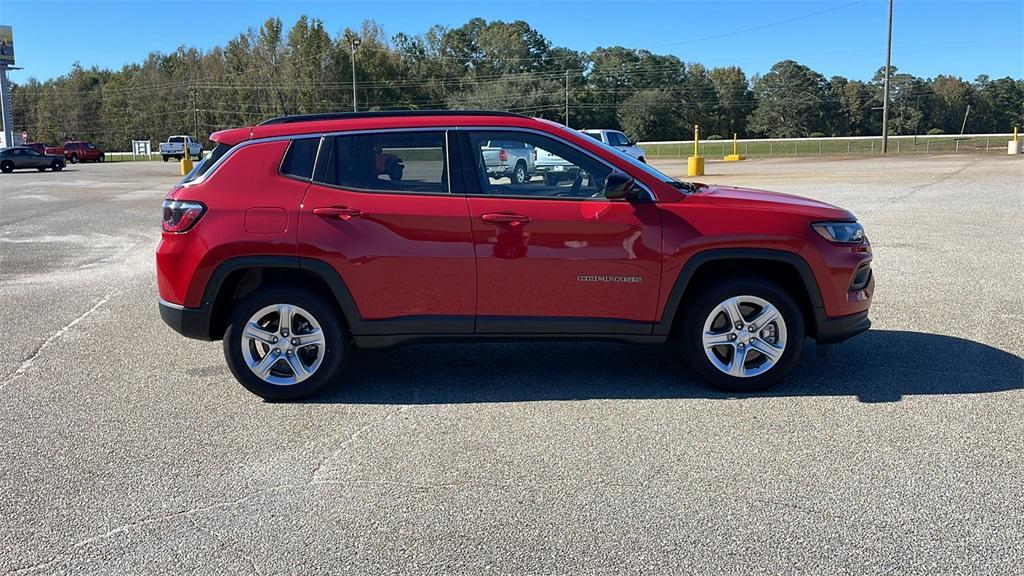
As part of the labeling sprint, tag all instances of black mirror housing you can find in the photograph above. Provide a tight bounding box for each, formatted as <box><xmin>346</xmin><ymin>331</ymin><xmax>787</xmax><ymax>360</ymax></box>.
<box><xmin>604</xmin><ymin>172</ymin><xmax>639</xmax><ymax>200</ymax></box>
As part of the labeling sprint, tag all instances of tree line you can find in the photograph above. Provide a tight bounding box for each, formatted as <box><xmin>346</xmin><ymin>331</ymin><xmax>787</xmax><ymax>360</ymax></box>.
<box><xmin>10</xmin><ymin>16</ymin><xmax>1024</xmax><ymax>150</ymax></box>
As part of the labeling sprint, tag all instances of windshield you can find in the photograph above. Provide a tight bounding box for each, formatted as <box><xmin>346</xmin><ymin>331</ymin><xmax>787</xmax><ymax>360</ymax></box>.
<box><xmin>557</xmin><ymin>126</ymin><xmax>679</xmax><ymax>184</ymax></box>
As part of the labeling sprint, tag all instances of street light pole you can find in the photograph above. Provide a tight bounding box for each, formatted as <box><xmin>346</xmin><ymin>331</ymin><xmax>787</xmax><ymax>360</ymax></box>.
<box><xmin>350</xmin><ymin>37</ymin><xmax>361</xmax><ymax>112</ymax></box>
<box><xmin>881</xmin><ymin>0</ymin><xmax>894</xmax><ymax>153</ymax></box>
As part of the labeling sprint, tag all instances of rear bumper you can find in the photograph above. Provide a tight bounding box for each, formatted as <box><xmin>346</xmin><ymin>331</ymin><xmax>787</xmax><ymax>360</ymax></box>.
<box><xmin>814</xmin><ymin>310</ymin><xmax>871</xmax><ymax>345</ymax></box>
<box><xmin>158</xmin><ymin>299</ymin><xmax>213</xmax><ymax>341</ymax></box>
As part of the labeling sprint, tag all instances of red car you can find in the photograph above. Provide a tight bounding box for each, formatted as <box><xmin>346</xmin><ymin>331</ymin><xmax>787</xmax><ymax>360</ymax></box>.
<box><xmin>157</xmin><ymin>111</ymin><xmax>873</xmax><ymax>400</ymax></box>
<box><xmin>62</xmin><ymin>140</ymin><xmax>105</xmax><ymax>163</ymax></box>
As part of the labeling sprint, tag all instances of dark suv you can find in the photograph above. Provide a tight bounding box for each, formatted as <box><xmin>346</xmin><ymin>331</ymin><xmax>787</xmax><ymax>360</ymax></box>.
<box><xmin>157</xmin><ymin>111</ymin><xmax>873</xmax><ymax>400</ymax></box>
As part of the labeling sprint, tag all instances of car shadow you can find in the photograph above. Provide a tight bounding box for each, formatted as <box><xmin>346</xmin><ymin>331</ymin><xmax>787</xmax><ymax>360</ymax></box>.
<box><xmin>304</xmin><ymin>330</ymin><xmax>1022</xmax><ymax>405</ymax></box>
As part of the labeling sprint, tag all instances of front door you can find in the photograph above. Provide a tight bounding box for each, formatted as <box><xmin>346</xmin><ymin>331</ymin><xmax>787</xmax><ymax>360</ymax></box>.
<box><xmin>298</xmin><ymin>130</ymin><xmax>476</xmax><ymax>333</ymax></box>
<box><xmin>461</xmin><ymin>130</ymin><xmax>662</xmax><ymax>334</ymax></box>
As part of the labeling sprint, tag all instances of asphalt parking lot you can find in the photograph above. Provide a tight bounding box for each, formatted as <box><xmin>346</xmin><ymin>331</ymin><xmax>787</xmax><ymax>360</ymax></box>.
<box><xmin>1</xmin><ymin>155</ymin><xmax>1022</xmax><ymax>575</ymax></box>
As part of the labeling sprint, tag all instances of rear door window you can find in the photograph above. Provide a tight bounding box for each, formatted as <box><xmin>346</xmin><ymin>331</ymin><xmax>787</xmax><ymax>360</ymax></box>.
<box><xmin>319</xmin><ymin>131</ymin><xmax>448</xmax><ymax>195</ymax></box>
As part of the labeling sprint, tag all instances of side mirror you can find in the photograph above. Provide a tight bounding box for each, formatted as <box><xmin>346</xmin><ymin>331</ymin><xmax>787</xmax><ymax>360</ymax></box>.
<box><xmin>604</xmin><ymin>172</ymin><xmax>639</xmax><ymax>200</ymax></box>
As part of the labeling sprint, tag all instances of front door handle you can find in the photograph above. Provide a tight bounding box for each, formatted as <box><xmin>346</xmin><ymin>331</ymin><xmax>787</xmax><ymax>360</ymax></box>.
<box><xmin>313</xmin><ymin>206</ymin><xmax>362</xmax><ymax>221</ymax></box>
<box><xmin>481</xmin><ymin>213</ymin><xmax>531</xmax><ymax>226</ymax></box>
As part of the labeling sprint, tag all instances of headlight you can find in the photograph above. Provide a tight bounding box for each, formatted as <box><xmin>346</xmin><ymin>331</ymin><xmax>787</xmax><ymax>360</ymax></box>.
<box><xmin>812</xmin><ymin>221</ymin><xmax>865</xmax><ymax>243</ymax></box>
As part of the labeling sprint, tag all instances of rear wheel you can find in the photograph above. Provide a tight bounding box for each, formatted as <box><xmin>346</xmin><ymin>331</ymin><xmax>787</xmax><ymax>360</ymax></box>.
<box><xmin>0</xmin><ymin>161</ymin><xmax>13</xmax><ymax>173</ymax></box>
<box><xmin>51</xmin><ymin>160</ymin><xmax>64</xmax><ymax>172</ymax></box>
<box><xmin>162</xmin><ymin>155</ymin><xmax>169</xmax><ymax>162</ymax></box>
<box><xmin>388</xmin><ymin>164</ymin><xmax>403</xmax><ymax>181</ymax></box>
<box><xmin>511</xmin><ymin>161</ymin><xmax>527</xmax><ymax>184</ymax></box>
<box><xmin>678</xmin><ymin>277</ymin><xmax>804</xmax><ymax>392</ymax></box>
<box><xmin>223</xmin><ymin>287</ymin><xmax>347</xmax><ymax>400</ymax></box>
<box><xmin>98</xmin><ymin>154</ymin><xmax>105</xmax><ymax>162</ymax></box>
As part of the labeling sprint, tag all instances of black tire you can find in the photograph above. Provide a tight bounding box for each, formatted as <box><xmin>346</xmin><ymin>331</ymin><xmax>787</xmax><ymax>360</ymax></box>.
<box><xmin>51</xmin><ymin>160</ymin><xmax>64</xmax><ymax>172</ymax></box>
<box><xmin>543</xmin><ymin>173</ymin><xmax>558</xmax><ymax>186</ymax></box>
<box><xmin>162</xmin><ymin>155</ymin><xmax>169</xmax><ymax>162</ymax></box>
<box><xmin>677</xmin><ymin>277</ymin><xmax>805</xmax><ymax>392</ymax></box>
<box><xmin>223</xmin><ymin>286</ymin><xmax>348</xmax><ymax>400</ymax></box>
<box><xmin>70</xmin><ymin>154</ymin><xmax>79</xmax><ymax>164</ymax></box>
<box><xmin>388</xmin><ymin>165</ymin><xmax>403</xmax><ymax>181</ymax></box>
<box><xmin>98</xmin><ymin>154</ymin><xmax>105</xmax><ymax>162</ymax></box>
<box><xmin>511</xmin><ymin>161</ymin><xmax>527</xmax><ymax>184</ymax></box>
<box><xmin>0</xmin><ymin>161</ymin><xmax>13</xmax><ymax>173</ymax></box>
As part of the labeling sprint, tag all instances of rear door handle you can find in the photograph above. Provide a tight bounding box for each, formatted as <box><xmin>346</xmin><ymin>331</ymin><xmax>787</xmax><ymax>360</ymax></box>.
<box><xmin>313</xmin><ymin>206</ymin><xmax>362</xmax><ymax>220</ymax></box>
<box><xmin>481</xmin><ymin>213</ymin><xmax>531</xmax><ymax>226</ymax></box>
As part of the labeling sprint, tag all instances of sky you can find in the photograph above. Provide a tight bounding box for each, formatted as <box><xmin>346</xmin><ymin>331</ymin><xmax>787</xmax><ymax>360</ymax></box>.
<box><xmin>2</xmin><ymin>0</ymin><xmax>1022</xmax><ymax>84</ymax></box>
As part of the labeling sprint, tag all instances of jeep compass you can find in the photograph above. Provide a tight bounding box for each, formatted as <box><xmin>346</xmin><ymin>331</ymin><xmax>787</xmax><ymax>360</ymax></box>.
<box><xmin>157</xmin><ymin>111</ymin><xmax>873</xmax><ymax>400</ymax></box>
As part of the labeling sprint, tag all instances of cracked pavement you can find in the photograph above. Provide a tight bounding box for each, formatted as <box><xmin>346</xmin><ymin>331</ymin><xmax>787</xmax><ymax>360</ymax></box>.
<box><xmin>1</xmin><ymin>157</ymin><xmax>1022</xmax><ymax>575</ymax></box>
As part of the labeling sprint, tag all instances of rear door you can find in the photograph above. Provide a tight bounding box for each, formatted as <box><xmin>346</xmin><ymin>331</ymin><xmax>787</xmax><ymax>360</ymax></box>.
<box><xmin>298</xmin><ymin>130</ymin><xmax>476</xmax><ymax>332</ymax></box>
<box><xmin>460</xmin><ymin>129</ymin><xmax>662</xmax><ymax>334</ymax></box>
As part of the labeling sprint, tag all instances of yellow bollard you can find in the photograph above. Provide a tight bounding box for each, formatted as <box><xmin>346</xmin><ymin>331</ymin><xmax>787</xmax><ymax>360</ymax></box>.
<box><xmin>1009</xmin><ymin>126</ymin><xmax>1021</xmax><ymax>155</ymax></box>
<box><xmin>180</xmin><ymin>150</ymin><xmax>194</xmax><ymax>176</ymax></box>
<box><xmin>724</xmin><ymin>132</ymin><xmax>746</xmax><ymax>161</ymax></box>
<box><xmin>687</xmin><ymin>124</ymin><xmax>704</xmax><ymax>176</ymax></box>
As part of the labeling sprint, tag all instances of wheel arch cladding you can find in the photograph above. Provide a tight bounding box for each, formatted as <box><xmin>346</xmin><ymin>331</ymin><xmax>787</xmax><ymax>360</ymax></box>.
<box><xmin>657</xmin><ymin>248</ymin><xmax>823</xmax><ymax>338</ymax></box>
<box><xmin>202</xmin><ymin>256</ymin><xmax>361</xmax><ymax>340</ymax></box>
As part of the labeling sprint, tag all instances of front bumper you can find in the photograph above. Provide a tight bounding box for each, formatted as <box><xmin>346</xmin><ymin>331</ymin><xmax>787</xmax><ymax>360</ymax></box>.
<box><xmin>158</xmin><ymin>299</ymin><xmax>213</xmax><ymax>341</ymax></box>
<box><xmin>814</xmin><ymin>310</ymin><xmax>871</xmax><ymax>345</ymax></box>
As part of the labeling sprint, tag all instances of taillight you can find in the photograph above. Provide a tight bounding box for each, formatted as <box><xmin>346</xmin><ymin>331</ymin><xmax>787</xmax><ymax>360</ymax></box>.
<box><xmin>499</xmin><ymin>149</ymin><xmax>508</xmax><ymax>162</ymax></box>
<box><xmin>162</xmin><ymin>200</ymin><xmax>206</xmax><ymax>233</ymax></box>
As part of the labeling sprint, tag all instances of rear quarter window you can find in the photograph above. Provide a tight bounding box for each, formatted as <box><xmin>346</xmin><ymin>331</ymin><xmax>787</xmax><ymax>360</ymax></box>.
<box><xmin>280</xmin><ymin>137</ymin><xmax>321</xmax><ymax>181</ymax></box>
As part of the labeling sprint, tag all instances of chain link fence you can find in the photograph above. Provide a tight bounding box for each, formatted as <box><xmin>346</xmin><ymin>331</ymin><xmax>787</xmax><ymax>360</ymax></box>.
<box><xmin>641</xmin><ymin>134</ymin><xmax>1017</xmax><ymax>159</ymax></box>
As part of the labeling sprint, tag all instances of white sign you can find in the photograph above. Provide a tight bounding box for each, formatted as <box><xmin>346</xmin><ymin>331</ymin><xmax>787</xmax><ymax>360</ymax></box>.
<box><xmin>132</xmin><ymin>140</ymin><xmax>152</xmax><ymax>158</ymax></box>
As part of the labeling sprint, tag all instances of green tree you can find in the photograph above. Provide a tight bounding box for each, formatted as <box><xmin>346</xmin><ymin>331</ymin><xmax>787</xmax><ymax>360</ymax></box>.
<box><xmin>749</xmin><ymin>60</ymin><xmax>831</xmax><ymax>137</ymax></box>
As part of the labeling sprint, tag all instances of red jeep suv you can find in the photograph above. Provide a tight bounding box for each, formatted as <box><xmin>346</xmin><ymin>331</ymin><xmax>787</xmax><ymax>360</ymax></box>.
<box><xmin>157</xmin><ymin>111</ymin><xmax>873</xmax><ymax>400</ymax></box>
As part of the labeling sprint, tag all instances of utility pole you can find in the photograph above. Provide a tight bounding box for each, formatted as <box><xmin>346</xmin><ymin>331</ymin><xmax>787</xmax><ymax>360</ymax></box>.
<box><xmin>960</xmin><ymin>104</ymin><xmax>971</xmax><ymax>134</ymax></box>
<box><xmin>881</xmin><ymin>0</ymin><xmax>894</xmax><ymax>153</ymax></box>
<box><xmin>191</xmin><ymin>81</ymin><xmax>198</xmax><ymax>138</ymax></box>
<box><xmin>349</xmin><ymin>37</ymin><xmax>361</xmax><ymax>112</ymax></box>
<box><xmin>564</xmin><ymin>70</ymin><xmax>569</xmax><ymax>127</ymax></box>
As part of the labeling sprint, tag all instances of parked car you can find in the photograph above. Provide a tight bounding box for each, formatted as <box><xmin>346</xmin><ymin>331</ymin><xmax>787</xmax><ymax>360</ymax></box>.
<box><xmin>63</xmin><ymin>141</ymin><xmax>104</xmax><ymax>163</ymax></box>
<box><xmin>157</xmin><ymin>110</ymin><xmax>873</xmax><ymax>400</ymax></box>
<box><xmin>581</xmin><ymin>129</ymin><xmax>647</xmax><ymax>162</ymax></box>
<box><xmin>24</xmin><ymin>142</ymin><xmax>64</xmax><ymax>156</ymax></box>
<box><xmin>0</xmin><ymin>146</ymin><xmax>66</xmax><ymax>173</ymax></box>
<box><xmin>481</xmin><ymin>139</ymin><xmax>534</xmax><ymax>184</ymax></box>
<box><xmin>160</xmin><ymin>135</ymin><xmax>204</xmax><ymax>162</ymax></box>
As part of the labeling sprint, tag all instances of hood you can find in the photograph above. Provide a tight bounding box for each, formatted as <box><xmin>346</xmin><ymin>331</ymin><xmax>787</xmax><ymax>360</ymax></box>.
<box><xmin>693</xmin><ymin>184</ymin><xmax>855</xmax><ymax>220</ymax></box>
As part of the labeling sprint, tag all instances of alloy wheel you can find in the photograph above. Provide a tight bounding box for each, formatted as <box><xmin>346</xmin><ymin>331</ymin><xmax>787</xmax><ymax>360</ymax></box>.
<box><xmin>701</xmin><ymin>295</ymin><xmax>788</xmax><ymax>378</ymax></box>
<box><xmin>241</xmin><ymin>303</ymin><xmax>326</xmax><ymax>386</ymax></box>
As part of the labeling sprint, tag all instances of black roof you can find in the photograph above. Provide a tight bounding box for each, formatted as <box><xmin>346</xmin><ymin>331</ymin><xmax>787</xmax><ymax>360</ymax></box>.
<box><xmin>258</xmin><ymin>110</ymin><xmax>527</xmax><ymax>126</ymax></box>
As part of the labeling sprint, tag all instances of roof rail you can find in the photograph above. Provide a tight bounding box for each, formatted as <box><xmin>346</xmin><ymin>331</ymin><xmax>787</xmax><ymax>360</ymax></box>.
<box><xmin>259</xmin><ymin>110</ymin><xmax>528</xmax><ymax>126</ymax></box>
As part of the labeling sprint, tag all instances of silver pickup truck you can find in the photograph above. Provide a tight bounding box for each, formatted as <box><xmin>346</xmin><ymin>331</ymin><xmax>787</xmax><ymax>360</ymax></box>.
<box><xmin>481</xmin><ymin>139</ymin><xmax>535</xmax><ymax>184</ymax></box>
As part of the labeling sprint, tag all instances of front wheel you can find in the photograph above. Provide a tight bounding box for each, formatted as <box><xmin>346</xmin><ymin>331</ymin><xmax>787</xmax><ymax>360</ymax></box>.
<box><xmin>0</xmin><ymin>161</ymin><xmax>13</xmax><ymax>173</ymax></box>
<box><xmin>69</xmin><ymin>154</ymin><xmax>78</xmax><ymax>164</ymax></box>
<box><xmin>223</xmin><ymin>287</ymin><xmax>348</xmax><ymax>400</ymax></box>
<box><xmin>98</xmin><ymin>154</ymin><xmax>105</xmax><ymax>162</ymax></box>
<box><xmin>162</xmin><ymin>155</ymin><xmax>169</xmax><ymax>162</ymax></box>
<box><xmin>678</xmin><ymin>277</ymin><xmax>805</xmax><ymax>392</ymax></box>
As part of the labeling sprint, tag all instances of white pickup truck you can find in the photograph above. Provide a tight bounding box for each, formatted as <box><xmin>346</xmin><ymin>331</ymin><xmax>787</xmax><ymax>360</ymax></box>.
<box><xmin>581</xmin><ymin>129</ymin><xmax>647</xmax><ymax>163</ymax></box>
<box><xmin>159</xmin><ymin>136</ymin><xmax>203</xmax><ymax>162</ymax></box>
